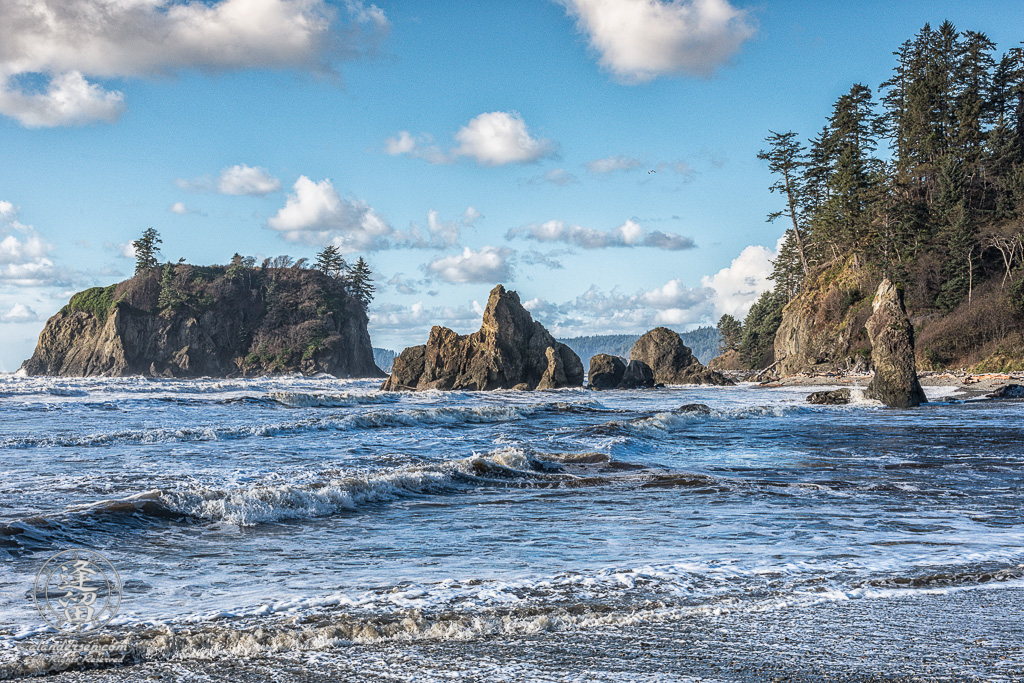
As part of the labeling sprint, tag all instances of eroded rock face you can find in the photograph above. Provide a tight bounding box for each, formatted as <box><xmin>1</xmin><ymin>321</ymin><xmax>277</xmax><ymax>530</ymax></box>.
<box><xmin>865</xmin><ymin>279</ymin><xmax>927</xmax><ymax>408</ymax></box>
<box><xmin>587</xmin><ymin>354</ymin><xmax>626</xmax><ymax>390</ymax></box>
<box><xmin>630</xmin><ymin>327</ymin><xmax>734</xmax><ymax>386</ymax></box>
<box><xmin>381</xmin><ymin>285</ymin><xmax>584</xmax><ymax>392</ymax></box>
<box><xmin>618</xmin><ymin>360</ymin><xmax>655</xmax><ymax>389</ymax></box>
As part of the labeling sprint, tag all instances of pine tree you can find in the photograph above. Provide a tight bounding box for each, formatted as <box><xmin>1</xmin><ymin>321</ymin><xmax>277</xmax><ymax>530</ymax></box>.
<box><xmin>132</xmin><ymin>228</ymin><xmax>161</xmax><ymax>273</ymax></box>
<box><xmin>314</xmin><ymin>245</ymin><xmax>346</xmax><ymax>278</ymax></box>
<box><xmin>758</xmin><ymin>131</ymin><xmax>811</xmax><ymax>274</ymax></box>
<box><xmin>716</xmin><ymin>315</ymin><xmax>743</xmax><ymax>353</ymax></box>
<box><xmin>347</xmin><ymin>257</ymin><xmax>375</xmax><ymax>310</ymax></box>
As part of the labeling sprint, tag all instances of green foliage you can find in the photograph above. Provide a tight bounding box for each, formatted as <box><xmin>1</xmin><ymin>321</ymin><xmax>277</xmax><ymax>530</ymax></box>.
<box><xmin>716</xmin><ymin>314</ymin><xmax>743</xmax><ymax>352</ymax></box>
<box><xmin>1010</xmin><ymin>270</ymin><xmax>1024</xmax><ymax>315</ymax></box>
<box><xmin>739</xmin><ymin>291</ymin><xmax>788</xmax><ymax>369</ymax></box>
<box><xmin>64</xmin><ymin>285</ymin><xmax>118</xmax><ymax>322</ymax></box>
<box><xmin>314</xmin><ymin>245</ymin><xmax>347</xmax><ymax>278</ymax></box>
<box><xmin>347</xmin><ymin>257</ymin><xmax>375</xmax><ymax>310</ymax></box>
<box><xmin>132</xmin><ymin>228</ymin><xmax>161</xmax><ymax>273</ymax></box>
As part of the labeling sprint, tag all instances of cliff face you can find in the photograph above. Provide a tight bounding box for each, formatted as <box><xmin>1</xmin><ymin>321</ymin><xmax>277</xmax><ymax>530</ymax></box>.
<box><xmin>382</xmin><ymin>285</ymin><xmax>584</xmax><ymax>391</ymax></box>
<box><xmin>21</xmin><ymin>265</ymin><xmax>384</xmax><ymax>378</ymax></box>
<box><xmin>774</xmin><ymin>257</ymin><xmax>877</xmax><ymax>375</ymax></box>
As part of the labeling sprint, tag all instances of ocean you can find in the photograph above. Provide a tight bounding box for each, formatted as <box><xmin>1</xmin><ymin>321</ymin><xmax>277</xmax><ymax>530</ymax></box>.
<box><xmin>1</xmin><ymin>375</ymin><xmax>1022</xmax><ymax>681</ymax></box>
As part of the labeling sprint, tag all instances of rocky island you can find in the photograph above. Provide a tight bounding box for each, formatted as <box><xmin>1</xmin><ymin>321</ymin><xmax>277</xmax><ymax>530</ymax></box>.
<box><xmin>21</xmin><ymin>262</ymin><xmax>383</xmax><ymax>378</ymax></box>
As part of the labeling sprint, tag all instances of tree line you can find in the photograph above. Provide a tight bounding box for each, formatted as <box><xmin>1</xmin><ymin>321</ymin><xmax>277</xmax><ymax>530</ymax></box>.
<box><xmin>131</xmin><ymin>228</ymin><xmax>376</xmax><ymax>311</ymax></box>
<box><xmin>721</xmin><ymin>21</ymin><xmax>1024</xmax><ymax>367</ymax></box>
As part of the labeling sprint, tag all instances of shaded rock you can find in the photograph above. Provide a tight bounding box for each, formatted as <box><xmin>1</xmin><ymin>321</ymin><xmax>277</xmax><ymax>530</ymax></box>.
<box><xmin>21</xmin><ymin>266</ymin><xmax>382</xmax><ymax>378</ymax></box>
<box><xmin>987</xmin><ymin>384</ymin><xmax>1024</xmax><ymax>399</ymax></box>
<box><xmin>806</xmin><ymin>388</ymin><xmax>852</xmax><ymax>405</ymax></box>
<box><xmin>618</xmin><ymin>360</ymin><xmax>655</xmax><ymax>389</ymax></box>
<box><xmin>676</xmin><ymin>403</ymin><xmax>712</xmax><ymax>414</ymax></box>
<box><xmin>587</xmin><ymin>354</ymin><xmax>626</xmax><ymax>390</ymax></box>
<box><xmin>381</xmin><ymin>285</ymin><xmax>584</xmax><ymax>392</ymax></box>
<box><xmin>774</xmin><ymin>256</ymin><xmax>876</xmax><ymax>375</ymax></box>
<box><xmin>630</xmin><ymin>327</ymin><xmax>734</xmax><ymax>386</ymax></box>
<box><xmin>707</xmin><ymin>349</ymin><xmax>744</xmax><ymax>371</ymax></box>
<box><xmin>865</xmin><ymin>279</ymin><xmax>927</xmax><ymax>408</ymax></box>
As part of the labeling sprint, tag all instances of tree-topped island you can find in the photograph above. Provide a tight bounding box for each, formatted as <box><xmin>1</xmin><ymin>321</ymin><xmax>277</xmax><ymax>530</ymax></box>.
<box><xmin>21</xmin><ymin>232</ymin><xmax>383</xmax><ymax>378</ymax></box>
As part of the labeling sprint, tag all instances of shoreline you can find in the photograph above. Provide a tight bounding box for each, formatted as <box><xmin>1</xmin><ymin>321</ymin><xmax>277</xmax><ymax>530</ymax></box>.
<box><xmin>751</xmin><ymin>370</ymin><xmax>1024</xmax><ymax>399</ymax></box>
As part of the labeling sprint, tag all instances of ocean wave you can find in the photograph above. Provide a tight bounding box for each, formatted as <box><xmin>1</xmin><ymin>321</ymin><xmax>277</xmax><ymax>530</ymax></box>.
<box><xmin>0</xmin><ymin>404</ymin><xmax>537</xmax><ymax>450</ymax></box>
<box><xmin>266</xmin><ymin>391</ymin><xmax>400</xmax><ymax>408</ymax></box>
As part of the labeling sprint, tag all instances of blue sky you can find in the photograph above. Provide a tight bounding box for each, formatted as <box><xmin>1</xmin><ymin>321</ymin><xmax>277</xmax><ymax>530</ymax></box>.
<box><xmin>1</xmin><ymin>0</ymin><xmax>1022</xmax><ymax>370</ymax></box>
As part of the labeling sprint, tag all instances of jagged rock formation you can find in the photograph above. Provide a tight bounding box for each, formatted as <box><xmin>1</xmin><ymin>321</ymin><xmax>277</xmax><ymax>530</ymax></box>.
<box><xmin>630</xmin><ymin>327</ymin><xmax>734</xmax><ymax>386</ymax></box>
<box><xmin>806</xmin><ymin>388</ymin><xmax>852</xmax><ymax>405</ymax></box>
<box><xmin>21</xmin><ymin>265</ymin><xmax>383</xmax><ymax>378</ymax></box>
<box><xmin>865</xmin><ymin>279</ymin><xmax>927</xmax><ymax>408</ymax></box>
<box><xmin>587</xmin><ymin>354</ymin><xmax>626</xmax><ymax>389</ymax></box>
<box><xmin>774</xmin><ymin>257</ymin><xmax>877</xmax><ymax>376</ymax></box>
<box><xmin>381</xmin><ymin>285</ymin><xmax>584</xmax><ymax>392</ymax></box>
<box><xmin>618</xmin><ymin>360</ymin><xmax>655</xmax><ymax>389</ymax></box>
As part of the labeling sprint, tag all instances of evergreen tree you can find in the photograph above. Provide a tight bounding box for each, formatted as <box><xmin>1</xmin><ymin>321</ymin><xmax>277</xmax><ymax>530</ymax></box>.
<box><xmin>314</xmin><ymin>245</ymin><xmax>347</xmax><ymax>278</ymax></box>
<box><xmin>758</xmin><ymin>131</ymin><xmax>811</xmax><ymax>274</ymax></box>
<box><xmin>132</xmin><ymin>228</ymin><xmax>161</xmax><ymax>273</ymax></box>
<box><xmin>716</xmin><ymin>314</ymin><xmax>743</xmax><ymax>353</ymax></box>
<box><xmin>347</xmin><ymin>257</ymin><xmax>375</xmax><ymax>310</ymax></box>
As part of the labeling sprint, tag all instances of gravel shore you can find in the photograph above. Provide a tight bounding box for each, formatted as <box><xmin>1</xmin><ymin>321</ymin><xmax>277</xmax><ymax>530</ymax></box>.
<box><xmin>12</xmin><ymin>586</ymin><xmax>1024</xmax><ymax>682</ymax></box>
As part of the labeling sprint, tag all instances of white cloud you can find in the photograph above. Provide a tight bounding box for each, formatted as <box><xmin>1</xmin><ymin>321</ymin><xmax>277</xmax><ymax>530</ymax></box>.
<box><xmin>104</xmin><ymin>241</ymin><xmax>138</xmax><ymax>260</ymax></box>
<box><xmin>388</xmin><ymin>111</ymin><xmax>556</xmax><ymax>167</ymax></box>
<box><xmin>0</xmin><ymin>202</ymin><xmax>60</xmax><ymax>287</ymax></box>
<box><xmin>268</xmin><ymin>176</ymin><xmax>392</xmax><ymax>252</ymax></box>
<box><xmin>525</xmin><ymin>280</ymin><xmax>714</xmax><ymax>337</ymax></box>
<box><xmin>426</xmin><ymin>246</ymin><xmax>513</xmax><ymax>284</ymax></box>
<box><xmin>394</xmin><ymin>209</ymin><xmax>462</xmax><ymax>250</ymax></box>
<box><xmin>1</xmin><ymin>303</ymin><xmax>40</xmax><ymax>323</ymax></box>
<box><xmin>0</xmin><ymin>0</ymin><xmax>389</xmax><ymax>127</ymax></box>
<box><xmin>562</xmin><ymin>0</ymin><xmax>755</xmax><ymax>82</ymax></box>
<box><xmin>454</xmin><ymin>111</ymin><xmax>555</xmax><ymax>166</ymax></box>
<box><xmin>586</xmin><ymin>155</ymin><xmax>642</xmax><ymax>173</ymax></box>
<box><xmin>462</xmin><ymin>206</ymin><xmax>483</xmax><ymax>226</ymax></box>
<box><xmin>0</xmin><ymin>71</ymin><xmax>124</xmax><ymax>128</ymax></box>
<box><xmin>217</xmin><ymin>164</ymin><xmax>281</xmax><ymax>196</ymax></box>
<box><xmin>700</xmin><ymin>235</ymin><xmax>783</xmax><ymax>318</ymax></box>
<box><xmin>169</xmin><ymin>202</ymin><xmax>189</xmax><ymax>214</ymax></box>
<box><xmin>507</xmin><ymin>218</ymin><xmax>695</xmax><ymax>250</ymax></box>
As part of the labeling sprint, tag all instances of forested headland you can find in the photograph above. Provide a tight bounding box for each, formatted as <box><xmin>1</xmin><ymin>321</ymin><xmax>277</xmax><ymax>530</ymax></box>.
<box><xmin>721</xmin><ymin>21</ymin><xmax>1024</xmax><ymax>372</ymax></box>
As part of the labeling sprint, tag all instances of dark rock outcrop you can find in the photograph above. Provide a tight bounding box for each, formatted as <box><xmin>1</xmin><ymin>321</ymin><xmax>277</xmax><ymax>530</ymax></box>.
<box><xmin>807</xmin><ymin>388</ymin><xmax>852</xmax><ymax>405</ymax></box>
<box><xmin>381</xmin><ymin>285</ymin><xmax>584</xmax><ymax>392</ymax></box>
<box><xmin>677</xmin><ymin>403</ymin><xmax>712</xmax><ymax>414</ymax></box>
<box><xmin>618</xmin><ymin>360</ymin><xmax>655</xmax><ymax>389</ymax></box>
<box><xmin>865</xmin><ymin>279</ymin><xmax>927</xmax><ymax>408</ymax></box>
<box><xmin>21</xmin><ymin>266</ymin><xmax>382</xmax><ymax>378</ymax></box>
<box><xmin>588</xmin><ymin>354</ymin><xmax>626</xmax><ymax>390</ymax></box>
<box><xmin>630</xmin><ymin>327</ymin><xmax>734</xmax><ymax>386</ymax></box>
<box><xmin>987</xmin><ymin>384</ymin><xmax>1024</xmax><ymax>399</ymax></box>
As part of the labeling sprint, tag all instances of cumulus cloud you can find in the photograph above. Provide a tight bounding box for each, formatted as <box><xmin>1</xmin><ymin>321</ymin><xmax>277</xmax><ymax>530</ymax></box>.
<box><xmin>507</xmin><ymin>219</ymin><xmax>695</xmax><ymax>250</ymax></box>
<box><xmin>389</xmin><ymin>112</ymin><xmax>555</xmax><ymax>167</ymax></box>
<box><xmin>217</xmin><ymin>164</ymin><xmax>281</xmax><ymax>196</ymax></box>
<box><xmin>455</xmin><ymin>111</ymin><xmax>555</xmax><ymax>165</ymax></box>
<box><xmin>586</xmin><ymin>155</ymin><xmax>642</xmax><ymax>174</ymax></box>
<box><xmin>0</xmin><ymin>0</ymin><xmax>389</xmax><ymax>127</ymax></box>
<box><xmin>394</xmin><ymin>209</ymin><xmax>462</xmax><ymax>250</ymax></box>
<box><xmin>0</xmin><ymin>303</ymin><xmax>40</xmax><ymax>323</ymax></box>
<box><xmin>524</xmin><ymin>280</ymin><xmax>714</xmax><ymax>337</ymax></box>
<box><xmin>0</xmin><ymin>202</ymin><xmax>60</xmax><ymax>287</ymax></box>
<box><xmin>699</xmin><ymin>235</ymin><xmax>783</xmax><ymax>318</ymax></box>
<box><xmin>426</xmin><ymin>246</ymin><xmax>514</xmax><ymax>284</ymax></box>
<box><xmin>268</xmin><ymin>176</ymin><xmax>392</xmax><ymax>252</ymax></box>
<box><xmin>562</xmin><ymin>0</ymin><xmax>755</xmax><ymax>82</ymax></box>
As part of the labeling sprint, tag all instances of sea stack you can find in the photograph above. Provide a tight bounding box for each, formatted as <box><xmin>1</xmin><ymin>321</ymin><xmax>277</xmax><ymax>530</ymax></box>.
<box><xmin>864</xmin><ymin>279</ymin><xmax>927</xmax><ymax>408</ymax></box>
<box><xmin>630</xmin><ymin>327</ymin><xmax>734</xmax><ymax>386</ymax></box>
<box><xmin>587</xmin><ymin>353</ymin><xmax>626</xmax><ymax>389</ymax></box>
<box><xmin>381</xmin><ymin>285</ymin><xmax>584</xmax><ymax>391</ymax></box>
